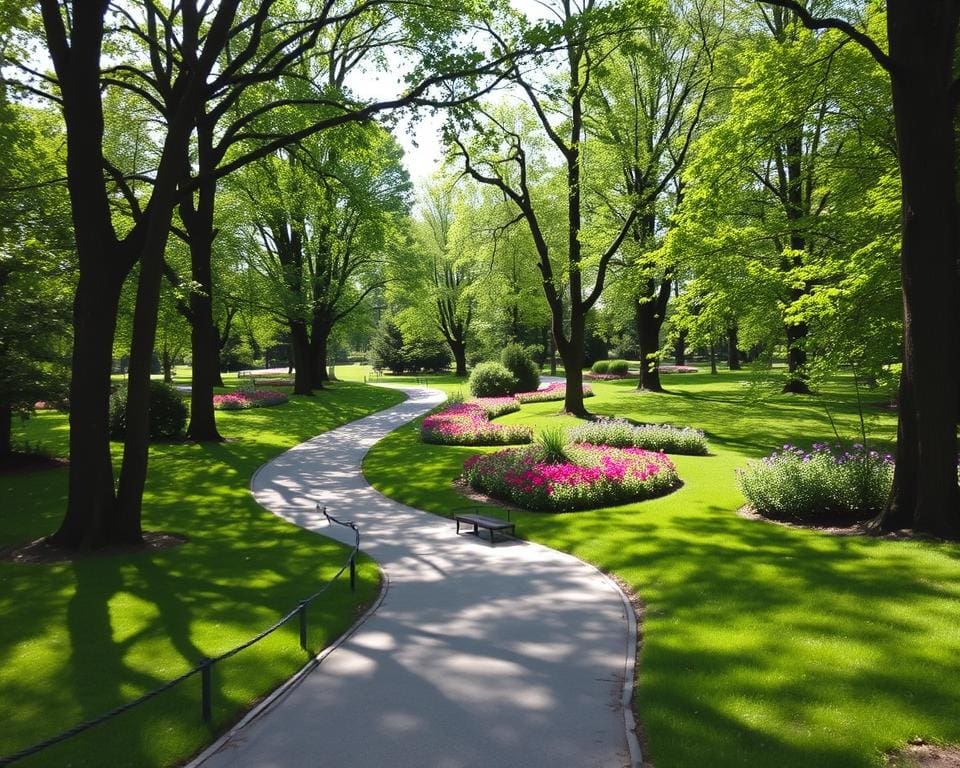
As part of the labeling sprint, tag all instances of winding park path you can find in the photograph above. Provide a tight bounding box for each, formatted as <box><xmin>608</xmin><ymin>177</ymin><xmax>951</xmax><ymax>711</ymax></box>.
<box><xmin>190</xmin><ymin>385</ymin><xmax>639</xmax><ymax>768</ymax></box>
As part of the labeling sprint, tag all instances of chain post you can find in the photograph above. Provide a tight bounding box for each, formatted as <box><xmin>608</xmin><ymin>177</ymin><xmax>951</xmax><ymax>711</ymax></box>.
<box><xmin>298</xmin><ymin>600</ymin><xmax>308</xmax><ymax>651</ymax></box>
<box><xmin>200</xmin><ymin>659</ymin><xmax>213</xmax><ymax>723</ymax></box>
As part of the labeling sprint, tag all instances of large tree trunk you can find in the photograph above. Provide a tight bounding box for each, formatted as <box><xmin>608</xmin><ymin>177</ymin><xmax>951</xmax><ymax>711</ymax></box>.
<box><xmin>559</xmin><ymin>311</ymin><xmax>589</xmax><ymax>417</ymax></box>
<box><xmin>727</xmin><ymin>326</ymin><xmax>741</xmax><ymax>370</ymax></box>
<box><xmin>51</xmin><ymin>268</ymin><xmax>125</xmax><ymax>549</ymax></box>
<box><xmin>635</xmin><ymin>288</ymin><xmax>667</xmax><ymax>392</ymax></box>
<box><xmin>450</xmin><ymin>338</ymin><xmax>467</xmax><ymax>377</ymax></box>
<box><xmin>0</xmin><ymin>404</ymin><xmax>12</xmax><ymax>459</ymax></box>
<box><xmin>183</xmin><ymin>130</ymin><xmax>223</xmax><ymax>443</ymax></box>
<box><xmin>161</xmin><ymin>345</ymin><xmax>173</xmax><ymax>383</ymax></box>
<box><xmin>674</xmin><ymin>330</ymin><xmax>687</xmax><ymax>366</ymax></box>
<box><xmin>874</xmin><ymin>3</ymin><xmax>960</xmax><ymax>538</ymax></box>
<box><xmin>290</xmin><ymin>322</ymin><xmax>313</xmax><ymax>395</ymax></box>
<box><xmin>782</xmin><ymin>320</ymin><xmax>811</xmax><ymax>393</ymax></box>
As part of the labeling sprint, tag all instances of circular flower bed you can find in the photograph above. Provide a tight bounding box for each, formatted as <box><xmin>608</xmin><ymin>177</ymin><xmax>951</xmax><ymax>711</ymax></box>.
<box><xmin>213</xmin><ymin>389</ymin><xmax>289</xmax><ymax>411</ymax></box>
<box><xmin>463</xmin><ymin>443</ymin><xmax>679</xmax><ymax>511</ymax></box>
<box><xmin>421</xmin><ymin>401</ymin><xmax>533</xmax><ymax>445</ymax></box>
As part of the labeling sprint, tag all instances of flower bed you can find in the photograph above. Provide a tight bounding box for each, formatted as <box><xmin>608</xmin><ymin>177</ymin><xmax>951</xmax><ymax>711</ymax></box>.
<box><xmin>515</xmin><ymin>381</ymin><xmax>594</xmax><ymax>404</ymax></box>
<box><xmin>568</xmin><ymin>417</ymin><xmax>708</xmax><ymax>455</ymax></box>
<box><xmin>584</xmin><ymin>372</ymin><xmax>633</xmax><ymax>381</ymax></box>
<box><xmin>736</xmin><ymin>442</ymin><xmax>894</xmax><ymax>521</ymax></box>
<box><xmin>213</xmin><ymin>389</ymin><xmax>289</xmax><ymax>411</ymax></box>
<box><xmin>658</xmin><ymin>365</ymin><xmax>698</xmax><ymax>374</ymax></box>
<box><xmin>421</xmin><ymin>401</ymin><xmax>533</xmax><ymax>446</ymax></box>
<box><xmin>463</xmin><ymin>443</ymin><xmax>679</xmax><ymax>511</ymax></box>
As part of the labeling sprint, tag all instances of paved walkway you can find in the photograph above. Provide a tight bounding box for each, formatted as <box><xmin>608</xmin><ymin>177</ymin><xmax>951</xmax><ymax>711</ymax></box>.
<box><xmin>192</xmin><ymin>386</ymin><xmax>637</xmax><ymax>768</ymax></box>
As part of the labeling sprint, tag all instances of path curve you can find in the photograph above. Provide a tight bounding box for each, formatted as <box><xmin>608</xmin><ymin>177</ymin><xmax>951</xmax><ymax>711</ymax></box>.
<box><xmin>191</xmin><ymin>385</ymin><xmax>638</xmax><ymax>768</ymax></box>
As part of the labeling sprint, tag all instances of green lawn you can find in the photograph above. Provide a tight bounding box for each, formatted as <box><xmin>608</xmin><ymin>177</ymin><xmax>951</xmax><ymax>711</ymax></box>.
<box><xmin>1</xmin><ymin>378</ymin><xmax>405</xmax><ymax>768</ymax></box>
<box><xmin>360</xmin><ymin>368</ymin><xmax>960</xmax><ymax>768</ymax></box>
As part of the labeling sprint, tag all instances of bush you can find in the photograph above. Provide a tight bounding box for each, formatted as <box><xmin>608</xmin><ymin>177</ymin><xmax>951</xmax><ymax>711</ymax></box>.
<box><xmin>524</xmin><ymin>344</ymin><xmax>545</xmax><ymax>368</ymax></box>
<box><xmin>591</xmin><ymin>360</ymin><xmax>610</xmax><ymax>374</ymax></box>
<box><xmin>109</xmin><ymin>380</ymin><xmax>187</xmax><ymax>440</ymax></box>
<box><xmin>736</xmin><ymin>442</ymin><xmax>895</xmax><ymax>520</ymax></box>
<box><xmin>567</xmin><ymin>417</ymin><xmax>709</xmax><ymax>455</ymax></box>
<box><xmin>607</xmin><ymin>359</ymin><xmax>630</xmax><ymax>375</ymax></box>
<box><xmin>500</xmin><ymin>343</ymin><xmax>539</xmax><ymax>393</ymax></box>
<box><xmin>463</xmin><ymin>443</ymin><xmax>679</xmax><ymax>512</ymax></box>
<box><xmin>469</xmin><ymin>361</ymin><xmax>517</xmax><ymax>398</ymax></box>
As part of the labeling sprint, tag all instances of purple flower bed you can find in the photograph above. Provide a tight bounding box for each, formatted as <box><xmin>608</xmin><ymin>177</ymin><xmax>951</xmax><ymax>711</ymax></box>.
<box><xmin>515</xmin><ymin>381</ymin><xmax>594</xmax><ymax>404</ymax></box>
<box><xmin>421</xmin><ymin>401</ymin><xmax>533</xmax><ymax>446</ymax></box>
<box><xmin>213</xmin><ymin>389</ymin><xmax>289</xmax><ymax>411</ymax></box>
<box><xmin>463</xmin><ymin>443</ymin><xmax>679</xmax><ymax>511</ymax></box>
<box><xmin>737</xmin><ymin>442</ymin><xmax>895</xmax><ymax>519</ymax></box>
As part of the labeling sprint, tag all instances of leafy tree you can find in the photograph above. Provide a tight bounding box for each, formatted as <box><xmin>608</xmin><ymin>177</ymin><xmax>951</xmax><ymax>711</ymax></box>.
<box><xmin>759</xmin><ymin>0</ymin><xmax>960</xmax><ymax>537</ymax></box>
<box><xmin>0</xmin><ymin>104</ymin><xmax>73</xmax><ymax>456</ymax></box>
<box><xmin>449</xmin><ymin>1</ymin><xmax>658</xmax><ymax>416</ymax></box>
<box><xmin>236</xmin><ymin>122</ymin><xmax>411</xmax><ymax>395</ymax></box>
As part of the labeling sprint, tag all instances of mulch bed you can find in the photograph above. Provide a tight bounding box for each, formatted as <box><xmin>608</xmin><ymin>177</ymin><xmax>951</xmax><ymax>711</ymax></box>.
<box><xmin>0</xmin><ymin>531</ymin><xmax>188</xmax><ymax>564</ymax></box>
<box><xmin>0</xmin><ymin>453</ymin><xmax>68</xmax><ymax>475</ymax></box>
<box><xmin>737</xmin><ymin>505</ymin><xmax>917</xmax><ymax>539</ymax></box>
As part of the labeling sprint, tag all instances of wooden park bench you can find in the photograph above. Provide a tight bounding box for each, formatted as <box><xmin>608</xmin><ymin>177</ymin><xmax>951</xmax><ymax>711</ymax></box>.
<box><xmin>454</xmin><ymin>512</ymin><xmax>515</xmax><ymax>544</ymax></box>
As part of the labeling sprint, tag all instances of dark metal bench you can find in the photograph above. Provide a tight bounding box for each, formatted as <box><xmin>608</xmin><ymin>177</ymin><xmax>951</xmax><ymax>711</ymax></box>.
<box><xmin>454</xmin><ymin>512</ymin><xmax>515</xmax><ymax>544</ymax></box>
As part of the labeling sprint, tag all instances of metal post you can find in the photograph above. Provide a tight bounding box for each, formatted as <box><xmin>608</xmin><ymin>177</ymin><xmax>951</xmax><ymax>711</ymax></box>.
<box><xmin>349</xmin><ymin>554</ymin><xmax>356</xmax><ymax>592</ymax></box>
<box><xmin>298</xmin><ymin>601</ymin><xmax>308</xmax><ymax>651</ymax></box>
<box><xmin>201</xmin><ymin>659</ymin><xmax>213</xmax><ymax>722</ymax></box>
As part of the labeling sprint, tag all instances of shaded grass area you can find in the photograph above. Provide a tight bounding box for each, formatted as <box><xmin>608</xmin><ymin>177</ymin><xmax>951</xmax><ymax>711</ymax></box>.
<box><xmin>0</xmin><ymin>380</ymin><xmax>406</xmax><ymax>768</ymax></box>
<box><xmin>362</xmin><ymin>369</ymin><xmax>960</xmax><ymax>768</ymax></box>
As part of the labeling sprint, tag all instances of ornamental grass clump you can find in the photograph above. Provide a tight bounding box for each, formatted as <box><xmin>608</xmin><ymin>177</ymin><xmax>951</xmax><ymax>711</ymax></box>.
<box><xmin>463</xmin><ymin>443</ymin><xmax>679</xmax><ymax>512</ymax></box>
<box><xmin>515</xmin><ymin>381</ymin><xmax>594</xmax><ymax>403</ymax></box>
<box><xmin>737</xmin><ymin>442</ymin><xmax>895</xmax><ymax>520</ymax></box>
<box><xmin>420</xmin><ymin>401</ymin><xmax>532</xmax><ymax>446</ymax></box>
<box><xmin>536</xmin><ymin>427</ymin><xmax>570</xmax><ymax>464</ymax></box>
<box><xmin>568</xmin><ymin>417</ymin><xmax>709</xmax><ymax>455</ymax></box>
<box><xmin>213</xmin><ymin>389</ymin><xmax>289</xmax><ymax>411</ymax></box>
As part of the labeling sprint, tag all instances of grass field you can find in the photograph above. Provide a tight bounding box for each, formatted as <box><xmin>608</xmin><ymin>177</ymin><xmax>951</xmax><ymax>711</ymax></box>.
<box><xmin>357</xmin><ymin>367</ymin><xmax>960</xmax><ymax>768</ymax></box>
<box><xmin>1</xmin><ymin>378</ymin><xmax>405</xmax><ymax>768</ymax></box>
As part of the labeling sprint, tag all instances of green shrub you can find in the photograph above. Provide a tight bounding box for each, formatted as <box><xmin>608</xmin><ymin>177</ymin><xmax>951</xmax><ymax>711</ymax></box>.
<box><xmin>500</xmin><ymin>343</ymin><xmax>539</xmax><ymax>393</ymax></box>
<box><xmin>524</xmin><ymin>344</ymin><xmax>545</xmax><ymax>367</ymax></box>
<box><xmin>469</xmin><ymin>361</ymin><xmax>517</xmax><ymax>397</ymax></box>
<box><xmin>607</xmin><ymin>359</ymin><xmax>630</xmax><ymax>375</ymax></box>
<box><xmin>109</xmin><ymin>380</ymin><xmax>187</xmax><ymax>440</ymax></box>
<box><xmin>736</xmin><ymin>443</ymin><xmax>895</xmax><ymax>519</ymax></box>
<box><xmin>591</xmin><ymin>360</ymin><xmax>610</xmax><ymax>374</ymax></box>
<box><xmin>567</xmin><ymin>417</ymin><xmax>709</xmax><ymax>455</ymax></box>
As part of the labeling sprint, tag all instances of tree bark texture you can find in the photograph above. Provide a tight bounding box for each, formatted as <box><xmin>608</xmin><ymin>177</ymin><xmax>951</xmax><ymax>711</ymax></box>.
<box><xmin>183</xmin><ymin>121</ymin><xmax>223</xmax><ymax>442</ymax></box>
<box><xmin>635</xmin><ymin>278</ymin><xmax>671</xmax><ymax>392</ymax></box>
<box><xmin>874</xmin><ymin>1</ymin><xmax>960</xmax><ymax>537</ymax></box>
<box><xmin>727</xmin><ymin>327</ymin><xmax>741</xmax><ymax>370</ymax></box>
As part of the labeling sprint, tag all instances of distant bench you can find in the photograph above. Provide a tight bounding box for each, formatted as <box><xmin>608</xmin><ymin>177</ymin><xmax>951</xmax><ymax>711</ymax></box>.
<box><xmin>454</xmin><ymin>512</ymin><xmax>515</xmax><ymax>544</ymax></box>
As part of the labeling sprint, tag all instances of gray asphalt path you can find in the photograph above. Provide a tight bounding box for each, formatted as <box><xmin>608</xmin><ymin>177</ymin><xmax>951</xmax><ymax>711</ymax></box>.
<box><xmin>191</xmin><ymin>385</ymin><xmax>636</xmax><ymax>768</ymax></box>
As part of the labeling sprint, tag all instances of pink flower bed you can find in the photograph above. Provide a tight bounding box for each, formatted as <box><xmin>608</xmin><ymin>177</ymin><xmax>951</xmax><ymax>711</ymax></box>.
<box><xmin>515</xmin><ymin>381</ymin><xmax>594</xmax><ymax>404</ymax></box>
<box><xmin>213</xmin><ymin>389</ymin><xmax>289</xmax><ymax>411</ymax></box>
<box><xmin>658</xmin><ymin>365</ymin><xmax>698</xmax><ymax>374</ymax></box>
<box><xmin>421</xmin><ymin>400</ymin><xmax>532</xmax><ymax>446</ymax></box>
<box><xmin>463</xmin><ymin>443</ymin><xmax>679</xmax><ymax>511</ymax></box>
